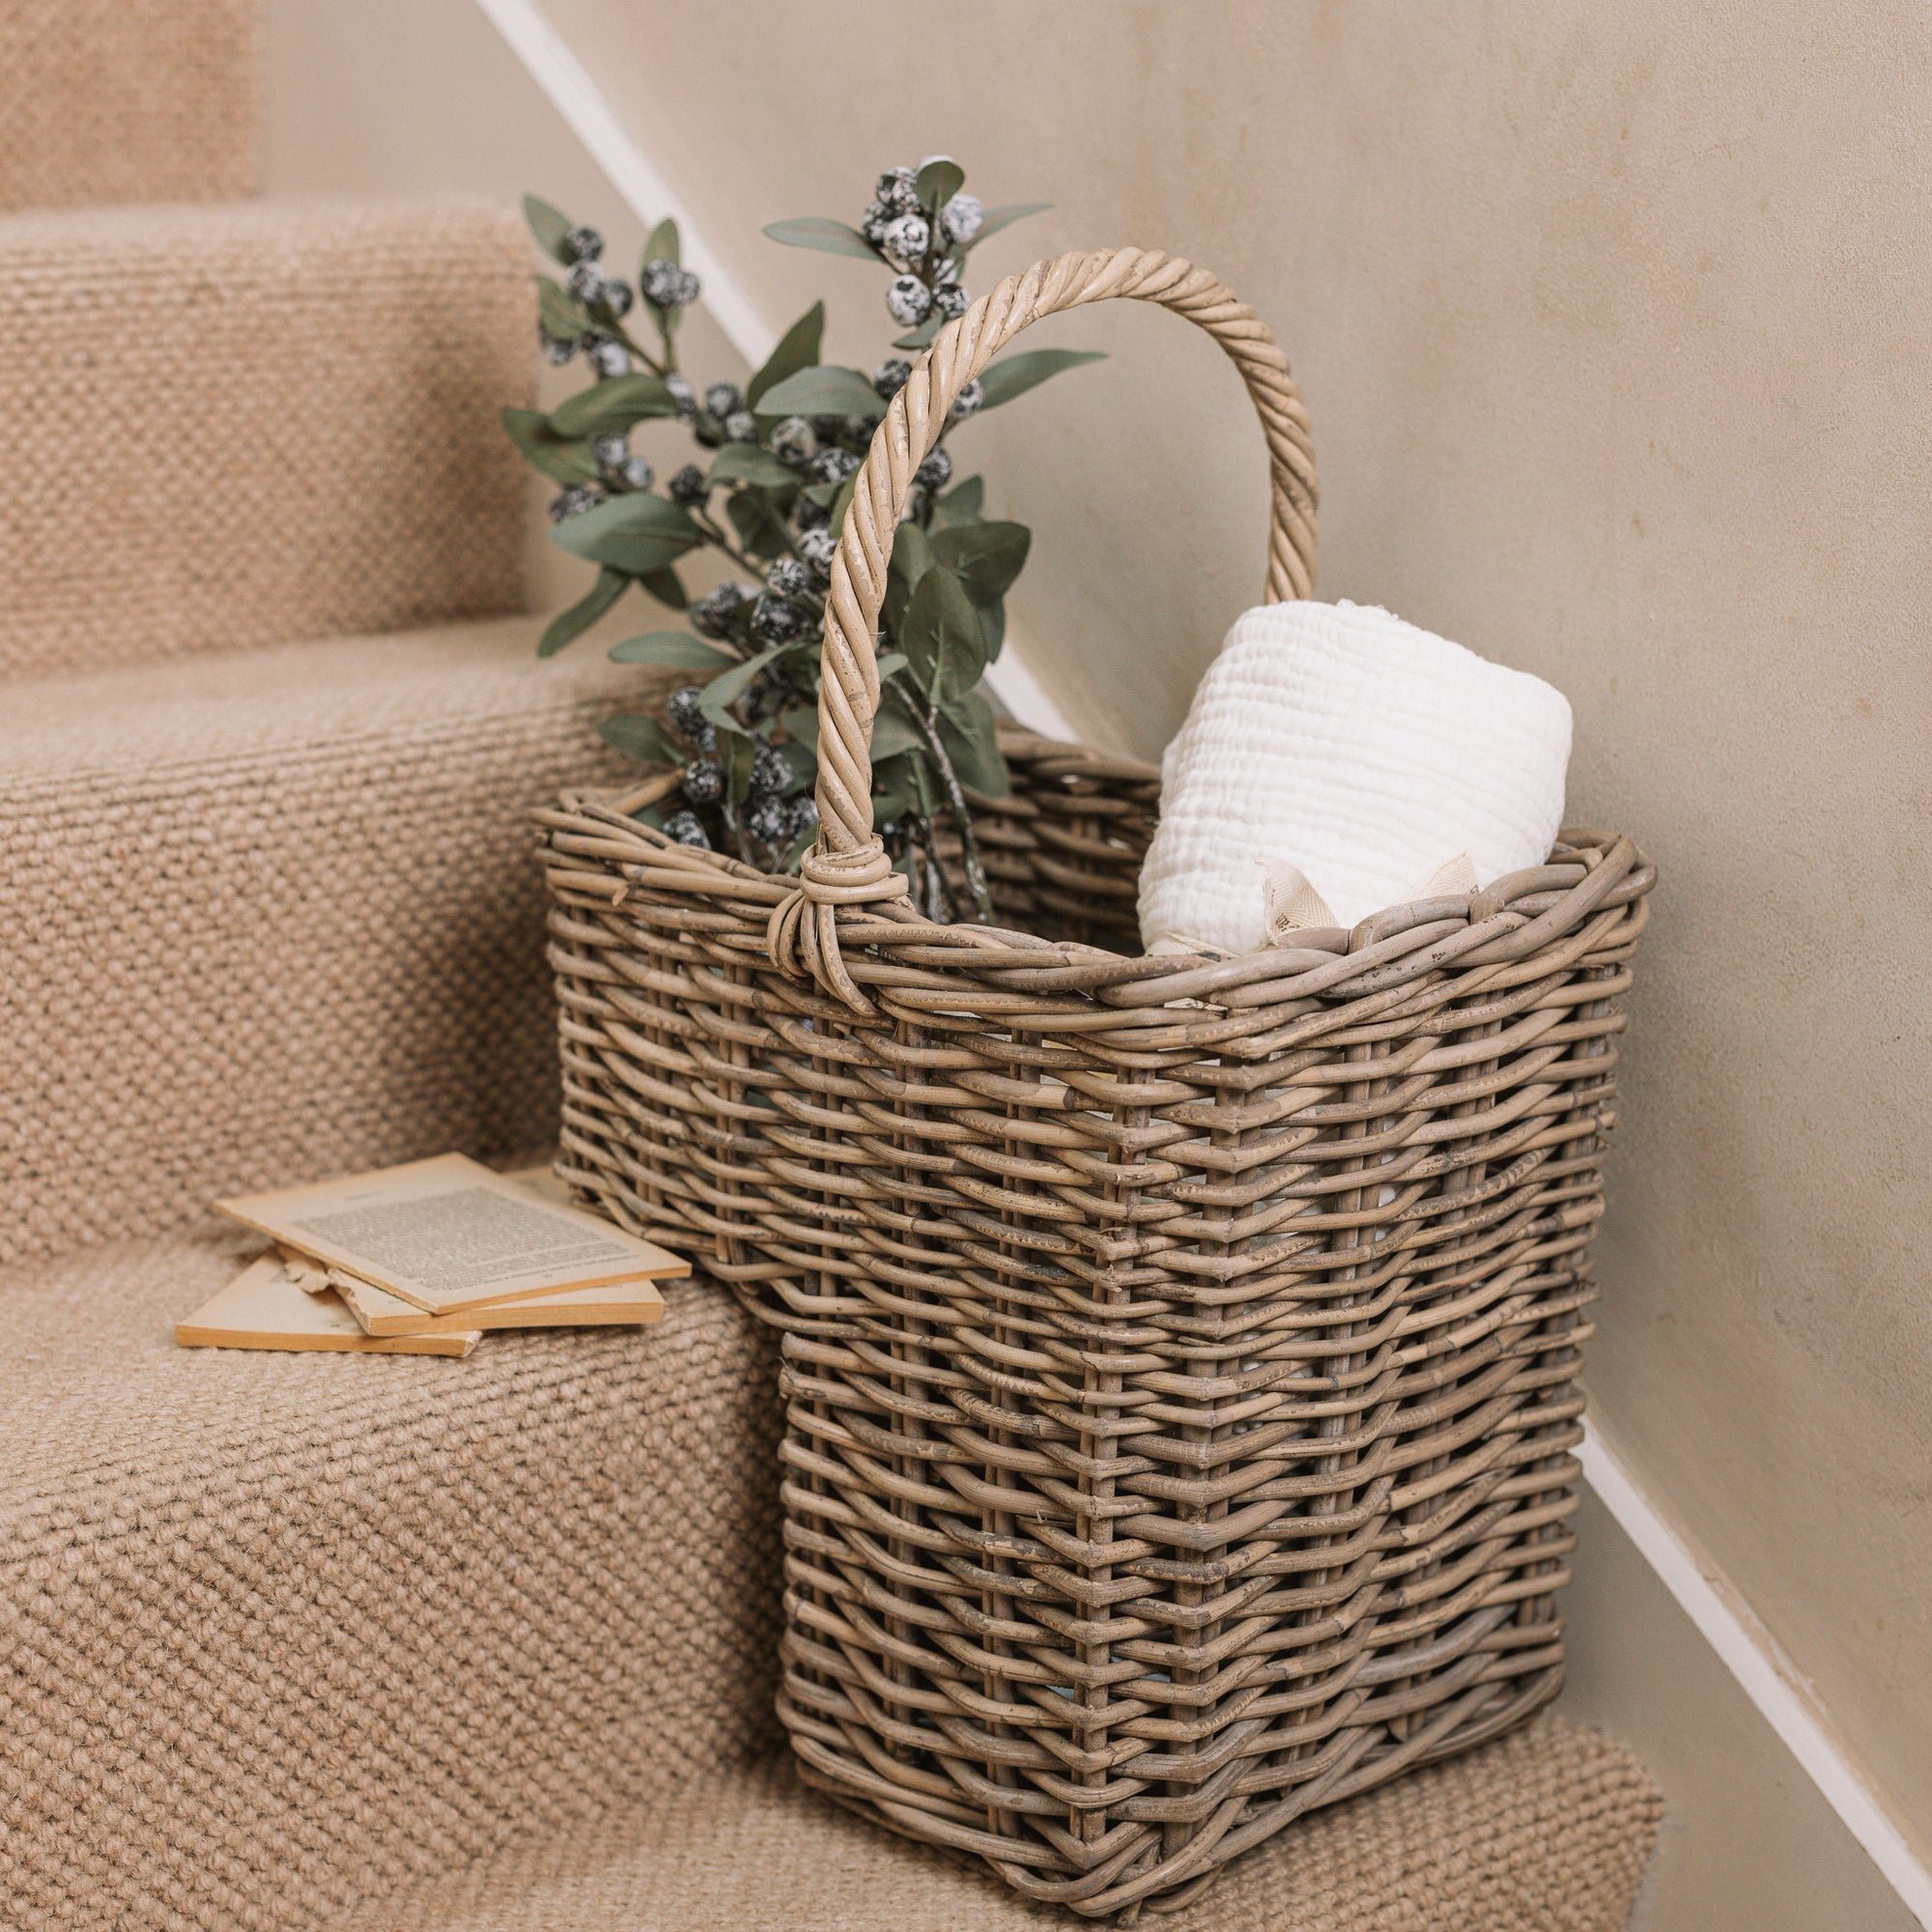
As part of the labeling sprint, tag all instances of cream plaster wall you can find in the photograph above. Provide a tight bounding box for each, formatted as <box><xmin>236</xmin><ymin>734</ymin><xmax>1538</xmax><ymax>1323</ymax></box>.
<box><xmin>260</xmin><ymin>0</ymin><xmax>1932</xmax><ymax>1911</ymax></box>
<box><xmin>533</xmin><ymin>0</ymin><xmax>1932</xmax><ymax>1858</ymax></box>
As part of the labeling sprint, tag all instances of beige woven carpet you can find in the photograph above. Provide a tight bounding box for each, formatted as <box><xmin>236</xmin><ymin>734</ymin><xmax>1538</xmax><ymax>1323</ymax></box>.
<box><xmin>0</xmin><ymin>614</ymin><xmax>649</xmax><ymax>1265</ymax></box>
<box><xmin>0</xmin><ymin>198</ymin><xmax>533</xmax><ymax>678</ymax></box>
<box><xmin>0</xmin><ymin>1228</ymin><xmax>785</xmax><ymax>1931</ymax></box>
<box><xmin>349</xmin><ymin>1719</ymin><xmax>1660</xmax><ymax>1932</ymax></box>
<box><xmin>0</xmin><ymin>0</ymin><xmax>258</xmax><ymax>212</ymax></box>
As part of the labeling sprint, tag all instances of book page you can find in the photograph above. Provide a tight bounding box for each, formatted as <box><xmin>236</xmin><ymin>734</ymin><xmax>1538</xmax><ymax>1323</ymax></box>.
<box><xmin>176</xmin><ymin>1257</ymin><xmax>479</xmax><ymax>1356</ymax></box>
<box><xmin>329</xmin><ymin>1265</ymin><xmax>665</xmax><ymax>1337</ymax></box>
<box><xmin>217</xmin><ymin>1154</ymin><xmax>689</xmax><ymax>1313</ymax></box>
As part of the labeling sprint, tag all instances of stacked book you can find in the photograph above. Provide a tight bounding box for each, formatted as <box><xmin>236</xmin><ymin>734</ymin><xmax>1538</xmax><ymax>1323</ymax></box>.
<box><xmin>176</xmin><ymin>1154</ymin><xmax>687</xmax><ymax>1357</ymax></box>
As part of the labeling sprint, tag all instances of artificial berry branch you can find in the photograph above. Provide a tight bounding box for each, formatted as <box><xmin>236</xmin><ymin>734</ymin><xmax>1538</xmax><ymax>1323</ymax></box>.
<box><xmin>507</xmin><ymin>156</ymin><xmax>1103</xmax><ymax>913</ymax></box>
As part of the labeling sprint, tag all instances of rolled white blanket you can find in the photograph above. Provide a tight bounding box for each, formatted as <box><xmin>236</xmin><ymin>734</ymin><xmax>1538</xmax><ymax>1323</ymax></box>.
<box><xmin>1138</xmin><ymin>599</ymin><xmax>1573</xmax><ymax>953</ymax></box>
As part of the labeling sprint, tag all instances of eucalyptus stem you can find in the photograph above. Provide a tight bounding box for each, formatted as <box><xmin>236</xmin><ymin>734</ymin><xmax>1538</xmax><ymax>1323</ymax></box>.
<box><xmin>690</xmin><ymin>507</ymin><xmax>766</xmax><ymax>579</ymax></box>
<box><xmin>909</xmin><ymin>815</ymin><xmax>955</xmax><ymax>923</ymax></box>
<box><xmin>720</xmin><ymin>797</ymin><xmax>755</xmax><ymax>866</ymax></box>
<box><xmin>887</xmin><ymin>670</ymin><xmax>995</xmax><ymax>923</ymax></box>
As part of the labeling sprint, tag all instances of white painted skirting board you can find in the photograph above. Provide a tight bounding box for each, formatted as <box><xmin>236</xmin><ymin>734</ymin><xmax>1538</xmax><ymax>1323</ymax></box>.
<box><xmin>472</xmin><ymin>5</ymin><xmax>1928</xmax><ymax>1918</ymax></box>
<box><xmin>1581</xmin><ymin>1420</ymin><xmax>1932</xmax><ymax>1925</ymax></box>
<box><xmin>470</xmin><ymin>0</ymin><xmax>1076</xmax><ymax>741</ymax></box>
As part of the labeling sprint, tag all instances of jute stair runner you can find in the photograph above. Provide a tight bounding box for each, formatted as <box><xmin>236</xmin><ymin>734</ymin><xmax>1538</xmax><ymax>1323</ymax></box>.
<box><xmin>0</xmin><ymin>1230</ymin><xmax>1658</xmax><ymax>1932</ymax></box>
<box><xmin>0</xmin><ymin>197</ymin><xmax>534</xmax><ymax>679</ymax></box>
<box><xmin>0</xmin><ymin>0</ymin><xmax>258</xmax><ymax>213</ymax></box>
<box><xmin>350</xmin><ymin>1721</ymin><xmax>1661</xmax><ymax>1932</ymax></box>
<box><xmin>0</xmin><ymin>617</ymin><xmax>646</xmax><ymax>1266</ymax></box>
<box><xmin>0</xmin><ymin>1230</ymin><xmax>785</xmax><ymax>1931</ymax></box>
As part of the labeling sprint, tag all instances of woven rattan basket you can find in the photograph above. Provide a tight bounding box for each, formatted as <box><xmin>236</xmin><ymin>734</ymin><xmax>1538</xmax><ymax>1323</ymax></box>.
<box><xmin>537</xmin><ymin>247</ymin><xmax>1654</xmax><ymax>1918</ymax></box>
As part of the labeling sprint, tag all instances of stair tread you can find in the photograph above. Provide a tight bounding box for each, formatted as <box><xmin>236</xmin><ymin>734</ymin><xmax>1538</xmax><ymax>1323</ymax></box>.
<box><xmin>0</xmin><ymin>611</ymin><xmax>658</xmax><ymax>1264</ymax></box>
<box><xmin>0</xmin><ymin>0</ymin><xmax>257</xmax><ymax>213</ymax></box>
<box><xmin>2</xmin><ymin>611</ymin><xmax>630</xmax><ymax>778</ymax></box>
<box><xmin>0</xmin><ymin>196</ymin><xmax>535</xmax><ymax>681</ymax></box>
<box><xmin>0</xmin><ymin>1225</ymin><xmax>785</xmax><ymax>1931</ymax></box>
<box><xmin>349</xmin><ymin>1725</ymin><xmax>1662</xmax><ymax>1932</ymax></box>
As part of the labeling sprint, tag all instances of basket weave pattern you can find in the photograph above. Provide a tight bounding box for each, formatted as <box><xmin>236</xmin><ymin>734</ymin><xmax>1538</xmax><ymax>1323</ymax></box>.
<box><xmin>537</xmin><ymin>249</ymin><xmax>1654</xmax><ymax>1918</ymax></box>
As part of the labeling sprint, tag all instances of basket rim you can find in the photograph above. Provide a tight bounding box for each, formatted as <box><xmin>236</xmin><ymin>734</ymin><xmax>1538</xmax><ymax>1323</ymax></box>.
<box><xmin>539</xmin><ymin>727</ymin><xmax>1654</xmax><ymax>1041</ymax></box>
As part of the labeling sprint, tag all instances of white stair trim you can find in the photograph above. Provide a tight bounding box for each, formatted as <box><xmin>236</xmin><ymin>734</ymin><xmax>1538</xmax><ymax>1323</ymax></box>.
<box><xmin>469</xmin><ymin>9</ymin><xmax>1932</xmax><ymax>1918</ymax></box>
<box><xmin>1582</xmin><ymin>1419</ymin><xmax>1932</xmax><ymax>1925</ymax></box>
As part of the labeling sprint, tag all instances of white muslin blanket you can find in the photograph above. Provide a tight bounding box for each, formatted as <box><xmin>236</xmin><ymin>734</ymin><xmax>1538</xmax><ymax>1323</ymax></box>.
<box><xmin>1138</xmin><ymin>599</ymin><xmax>1573</xmax><ymax>954</ymax></box>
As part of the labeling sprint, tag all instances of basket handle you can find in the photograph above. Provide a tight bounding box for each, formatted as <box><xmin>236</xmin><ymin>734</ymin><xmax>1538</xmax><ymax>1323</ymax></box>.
<box><xmin>770</xmin><ymin>246</ymin><xmax>1320</xmax><ymax>1009</ymax></box>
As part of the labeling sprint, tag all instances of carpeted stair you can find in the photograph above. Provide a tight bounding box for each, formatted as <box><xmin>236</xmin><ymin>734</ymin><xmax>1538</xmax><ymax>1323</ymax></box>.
<box><xmin>0</xmin><ymin>3</ymin><xmax>1664</xmax><ymax>1927</ymax></box>
<box><xmin>1</xmin><ymin>620</ymin><xmax>632</xmax><ymax>1264</ymax></box>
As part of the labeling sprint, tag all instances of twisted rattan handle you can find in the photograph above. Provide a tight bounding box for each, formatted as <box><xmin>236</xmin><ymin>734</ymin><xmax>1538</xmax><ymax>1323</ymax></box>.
<box><xmin>770</xmin><ymin>246</ymin><xmax>1320</xmax><ymax>1009</ymax></box>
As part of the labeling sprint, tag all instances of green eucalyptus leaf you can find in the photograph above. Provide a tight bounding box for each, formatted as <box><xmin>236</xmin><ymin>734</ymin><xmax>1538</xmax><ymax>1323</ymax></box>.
<box><xmin>642</xmin><ymin>216</ymin><xmax>679</xmax><ymax>270</ymax></box>
<box><xmin>930</xmin><ymin>520</ymin><xmax>1031</xmax><ymax>609</ymax></box>
<box><xmin>869</xmin><ymin>692</ymin><xmax>928</xmax><ymax>766</ymax></box>
<box><xmin>875</xmin><ymin>651</ymin><xmax>909</xmax><ymax>679</ymax></box>
<box><xmin>746</xmin><ymin>300</ymin><xmax>826</xmax><ymax>409</ymax></box>
<box><xmin>780</xmin><ymin>705</ymin><xmax>819</xmax><ymax>752</ymax></box>
<box><xmin>537</xmin><ymin>567</ymin><xmax>629</xmax><ymax>659</ymax></box>
<box><xmin>936</xmin><ymin>474</ymin><xmax>985</xmax><ymax>526</ymax></box>
<box><xmin>550</xmin><ymin>373</ymin><xmax>680</xmax><ymax>438</ymax></box>
<box><xmin>607</xmin><ymin>630</ymin><xmax>737</xmax><ymax>669</ymax></box>
<box><xmin>716</xmin><ymin>726</ymin><xmax>758</xmax><ymax>803</ymax></box>
<box><xmin>827</xmin><ymin>473</ymin><xmax>860</xmax><ymax>543</ymax></box>
<box><xmin>761</xmin><ymin>216</ymin><xmax>880</xmax><ymax>261</ymax></box>
<box><xmin>600</xmin><ymin>712</ymin><xmax>686</xmax><ymax>766</ymax></box>
<box><xmin>869</xmin><ymin>750</ymin><xmax>922</xmax><ymax>827</ymax></box>
<box><xmin>697</xmin><ymin>642</ymin><xmax>800</xmax><ymax>730</ymax></box>
<box><xmin>524</xmin><ymin>195</ymin><xmax>575</xmax><ymax>264</ymax></box>
<box><xmin>914</xmin><ymin>158</ymin><xmax>966</xmax><ymax>213</ymax></box>
<box><xmin>537</xmin><ymin>275</ymin><xmax>589</xmax><ymax>339</ymax></box>
<box><xmin>898</xmin><ymin>562</ymin><xmax>984</xmax><ymax>706</ymax></box>
<box><xmin>551</xmin><ymin>492</ymin><xmax>703</xmax><ymax>574</ymax></box>
<box><xmin>755</xmin><ymin>364</ymin><xmax>882</xmax><ymax>419</ymax></box>
<box><xmin>977</xmin><ymin>348</ymin><xmax>1107</xmax><ymax>411</ymax></box>
<box><xmin>980</xmin><ymin>597</ymin><xmax>1007</xmax><ymax>661</ymax></box>
<box><xmin>502</xmin><ymin>407</ymin><xmax>598</xmax><ymax>485</ymax></box>
<box><xmin>962</xmin><ymin>202</ymin><xmax>1051</xmax><ymax>251</ymax></box>
<box><xmin>779</xmin><ymin>823</ymin><xmax>817</xmax><ymax>872</ymax></box>
<box><xmin>725</xmin><ymin>488</ymin><xmax>790</xmax><ymax>560</ymax></box>
<box><xmin>708</xmin><ymin>444</ymin><xmax>799</xmax><ymax>490</ymax></box>
<box><xmin>904</xmin><ymin>747</ymin><xmax>946</xmax><ymax>819</ymax></box>
<box><xmin>938</xmin><ymin>687</ymin><xmax>1011</xmax><ymax>797</ymax></box>
<box><xmin>640</xmin><ymin>564</ymin><xmax>689</xmax><ymax>611</ymax></box>
<box><xmin>892</xmin><ymin>315</ymin><xmax>944</xmax><ymax>352</ymax></box>
<box><xmin>884</xmin><ymin>522</ymin><xmax>936</xmax><ymax>639</ymax></box>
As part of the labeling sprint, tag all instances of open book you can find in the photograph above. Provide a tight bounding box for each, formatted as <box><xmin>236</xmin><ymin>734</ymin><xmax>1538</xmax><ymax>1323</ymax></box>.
<box><xmin>216</xmin><ymin>1154</ymin><xmax>687</xmax><ymax>1316</ymax></box>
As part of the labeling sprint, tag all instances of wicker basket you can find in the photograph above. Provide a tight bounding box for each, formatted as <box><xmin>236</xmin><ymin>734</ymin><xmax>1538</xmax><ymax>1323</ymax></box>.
<box><xmin>537</xmin><ymin>246</ymin><xmax>1654</xmax><ymax>1919</ymax></box>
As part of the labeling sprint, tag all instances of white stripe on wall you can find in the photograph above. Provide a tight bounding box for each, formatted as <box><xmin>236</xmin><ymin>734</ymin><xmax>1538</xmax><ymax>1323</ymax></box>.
<box><xmin>1582</xmin><ymin>1420</ymin><xmax>1932</xmax><ymax>1926</ymax></box>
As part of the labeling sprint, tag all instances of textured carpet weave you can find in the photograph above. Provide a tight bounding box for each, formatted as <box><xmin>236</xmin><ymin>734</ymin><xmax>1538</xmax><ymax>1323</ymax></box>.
<box><xmin>0</xmin><ymin>0</ymin><xmax>258</xmax><ymax>212</ymax></box>
<box><xmin>0</xmin><ymin>614</ymin><xmax>646</xmax><ymax>1265</ymax></box>
<box><xmin>0</xmin><ymin>1228</ymin><xmax>786</xmax><ymax>1932</ymax></box>
<box><xmin>349</xmin><ymin>1719</ymin><xmax>1661</xmax><ymax>1932</ymax></box>
<box><xmin>0</xmin><ymin>198</ymin><xmax>533</xmax><ymax>678</ymax></box>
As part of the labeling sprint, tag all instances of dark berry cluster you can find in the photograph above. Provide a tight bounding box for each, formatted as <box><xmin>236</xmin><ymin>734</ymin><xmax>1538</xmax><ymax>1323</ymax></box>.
<box><xmin>658</xmin><ymin>677</ymin><xmax>817</xmax><ymax>861</ymax></box>
<box><xmin>854</xmin><ymin>157</ymin><xmax>982</xmax><ymax>336</ymax></box>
